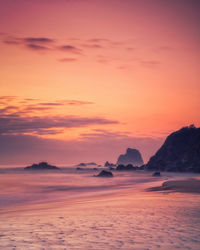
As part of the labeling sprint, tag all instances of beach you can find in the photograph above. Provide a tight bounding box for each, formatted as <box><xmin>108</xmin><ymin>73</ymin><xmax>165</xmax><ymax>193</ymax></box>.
<box><xmin>0</xmin><ymin>168</ymin><xmax>200</xmax><ymax>250</ymax></box>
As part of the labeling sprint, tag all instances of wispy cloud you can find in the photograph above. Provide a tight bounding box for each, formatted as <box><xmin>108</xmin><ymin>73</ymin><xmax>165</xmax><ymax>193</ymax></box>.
<box><xmin>0</xmin><ymin>96</ymin><xmax>115</xmax><ymax>136</ymax></box>
<box><xmin>59</xmin><ymin>45</ymin><xmax>82</xmax><ymax>54</ymax></box>
<box><xmin>63</xmin><ymin>100</ymin><xmax>94</xmax><ymax>105</ymax></box>
<box><xmin>0</xmin><ymin>96</ymin><xmax>94</xmax><ymax>107</ymax></box>
<box><xmin>87</xmin><ymin>38</ymin><xmax>110</xmax><ymax>43</ymax></box>
<box><xmin>23</xmin><ymin>37</ymin><xmax>54</xmax><ymax>43</ymax></box>
<box><xmin>0</xmin><ymin>114</ymin><xmax>118</xmax><ymax>136</ymax></box>
<box><xmin>140</xmin><ymin>60</ymin><xmax>160</xmax><ymax>68</ymax></box>
<box><xmin>1</xmin><ymin>34</ymin><xmax>164</xmax><ymax>68</ymax></box>
<box><xmin>58</xmin><ymin>58</ymin><xmax>77</xmax><ymax>62</ymax></box>
<box><xmin>3</xmin><ymin>35</ymin><xmax>54</xmax><ymax>51</ymax></box>
<box><xmin>4</xmin><ymin>40</ymin><xmax>20</xmax><ymax>45</ymax></box>
<box><xmin>26</xmin><ymin>43</ymin><xmax>49</xmax><ymax>50</ymax></box>
<box><xmin>82</xmin><ymin>43</ymin><xmax>103</xmax><ymax>49</ymax></box>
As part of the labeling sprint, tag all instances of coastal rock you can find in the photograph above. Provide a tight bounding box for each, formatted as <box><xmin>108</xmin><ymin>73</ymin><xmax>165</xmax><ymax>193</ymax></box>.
<box><xmin>104</xmin><ymin>161</ymin><xmax>115</xmax><ymax>167</ymax></box>
<box><xmin>117</xmin><ymin>148</ymin><xmax>144</xmax><ymax>166</ymax></box>
<box><xmin>87</xmin><ymin>162</ymin><xmax>97</xmax><ymax>166</ymax></box>
<box><xmin>109</xmin><ymin>167</ymin><xmax>115</xmax><ymax>170</ymax></box>
<box><xmin>96</xmin><ymin>170</ymin><xmax>113</xmax><ymax>177</ymax></box>
<box><xmin>76</xmin><ymin>167</ymin><xmax>83</xmax><ymax>170</ymax></box>
<box><xmin>146</xmin><ymin>125</ymin><xmax>200</xmax><ymax>172</ymax></box>
<box><xmin>116</xmin><ymin>164</ymin><xmax>137</xmax><ymax>171</ymax></box>
<box><xmin>77</xmin><ymin>162</ymin><xmax>97</xmax><ymax>167</ymax></box>
<box><xmin>77</xmin><ymin>163</ymin><xmax>87</xmax><ymax>167</ymax></box>
<box><xmin>152</xmin><ymin>171</ymin><xmax>161</xmax><ymax>177</ymax></box>
<box><xmin>24</xmin><ymin>162</ymin><xmax>59</xmax><ymax>170</ymax></box>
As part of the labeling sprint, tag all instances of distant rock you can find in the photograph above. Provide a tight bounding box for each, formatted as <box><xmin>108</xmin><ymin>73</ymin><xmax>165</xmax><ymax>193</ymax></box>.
<box><xmin>109</xmin><ymin>167</ymin><xmax>115</xmax><ymax>170</ymax></box>
<box><xmin>139</xmin><ymin>165</ymin><xmax>145</xmax><ymax>170</ymax></box>
<box><xmin>87</xmin><ymin>162</ymin><xmax>97</xmax><ymax>166</ymax></box>
<box><xmin>117</xmin><ymin>148</ymin><xmax>144</xmax><ymax>166</ymax></box>
<box><xmin>77</xmin><ymin>162</ymin><xmax>97</xmax><ymax>167</ymax></box>
<box><xmin>77</xmin><ymin>163</ymin><xmax>87</xmax><ymax>167</ymax></box>
<box><xmin>146</xmin><ymin>125</ymin><xmax>200</xmax><ymax>172</ymax></box>
<box><xmin>76</xmin><ymin>167</ymin><xmax>84</xmax><ymax>170</ymax></box>
<box><xmin>116</xmin><ymin>164</ymin><xmax>137</xmax><ymax>171</ymax></box>
<box><xmin>96</xmin><ymin>170</ymin><xmax>113</xmax><ymax>177</ymax></box>
<box><xmin>104</xmin><ymin>161</ymin><xmax>115</xmax><ymax>167</ymax></box>
<box><xmin>24</xmin><ymin>162</ymin><xmax>59</xmax><ymax>170</ymax></box>
<box><xmin>152</xmin><ymin>171</ymin><xmax>161</xmax><ymax>177</ymax></box>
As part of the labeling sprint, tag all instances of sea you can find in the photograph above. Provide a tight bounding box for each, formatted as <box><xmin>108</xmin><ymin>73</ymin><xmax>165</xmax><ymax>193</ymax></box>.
<box><xmin>0</xmin><ymin>166</ymin><xmax>200</xmax><ymax>250</ymax></box>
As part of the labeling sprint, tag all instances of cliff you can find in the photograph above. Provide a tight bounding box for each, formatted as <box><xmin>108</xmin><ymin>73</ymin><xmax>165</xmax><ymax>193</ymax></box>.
<box><xmin>146</xmin><ymin>125</ymin><xmax>200</xmax><ymax>172</ymax></box>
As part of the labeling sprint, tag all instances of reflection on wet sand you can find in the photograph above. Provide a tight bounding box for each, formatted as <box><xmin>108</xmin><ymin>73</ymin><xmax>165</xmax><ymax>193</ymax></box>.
<box><xmin>0</xmin><ymin>168</ymin><xmax>200</xmax><ymax>249</ymax></box>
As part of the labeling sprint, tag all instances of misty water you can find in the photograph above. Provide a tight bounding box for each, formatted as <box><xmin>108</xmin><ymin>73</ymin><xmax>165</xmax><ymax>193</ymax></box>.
<box><xmin>0</xmin><ymin>167</ymin><xmax>159</xmax><ymax>208</ymax></box>
<box><xmin>0</xmin><ymin>167</ymin><xmax>200</xmax><ymax>249</ymax></box>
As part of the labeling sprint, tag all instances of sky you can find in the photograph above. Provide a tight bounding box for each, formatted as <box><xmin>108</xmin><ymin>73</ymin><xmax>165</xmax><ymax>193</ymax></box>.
<box><xmin>0</xmin><ymin>0</ymin><xmax>199</xmax><ymax>165</ymax></box>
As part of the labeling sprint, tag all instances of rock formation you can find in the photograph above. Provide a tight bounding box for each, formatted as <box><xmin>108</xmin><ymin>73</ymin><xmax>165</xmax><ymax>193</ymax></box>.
<box><xmin>24</xmin><ymin>162</ymin><xmax>59</xmax><ymax>170</ymax></box>
<box><xmin>77</xmin><ymin>163</ymin><xmax>87</xmax><ymax>167</ymax></box>
<box><xmin>117</xmin><ymin>148</ymin><xmax>144</xmax><ymax>166</ymax></box>
<box><xmin>104</xmin><ymin>161</ymin><xmax>115</xmax><ymax>167</ymax></box>
<box><xmin>96</xmin><ymin>170</ymin><xmax>113</xmax><ymax>177</ymax></box>
<box><xmin>146</xmin><ymin>125</ymin><xmax>200</xmax><ymax>172</ymax></box>
<box><xmin>77</xmin><ymin>162</ymin><xmax>97</xmax><ymax>167</ymax></box>
<box><xmin>152</xmin><ymin>172</ymin><xmax>161</xmax><ymax>177</ymax></box>
<box><xmin>116</xmin><ymin>164</ymin><xmax>137</xmax><ymax>171</ymax></box>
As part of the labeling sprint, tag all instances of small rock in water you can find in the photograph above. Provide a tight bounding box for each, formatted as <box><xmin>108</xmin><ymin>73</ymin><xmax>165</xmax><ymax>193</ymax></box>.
<box><xmin>96</xmin><ymin>170</ymin><xmax>113</xmax><ymax>177</ymax></box>
<box><xmin>24</xmin><ymin>162</ymin><xmax>59</xmax><ymax>170</ymax></box>
<box><xmin>152</xmin><ymin>171</ymin><xmax>161</xmax><ymax>177</ymax></box>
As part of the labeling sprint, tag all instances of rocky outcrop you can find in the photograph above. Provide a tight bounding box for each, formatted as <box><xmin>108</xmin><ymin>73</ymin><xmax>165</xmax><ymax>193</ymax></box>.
<box><xmin>146</xmin><ymin>125</ymin><xmax>200</xmax><ymax>172</ymax></box>
<box><xmin>87</xmin><ymin>162</ymin><xmax>97</xmax><ymax>166</ymax></box>
<box><xmin>96</xmin><ymin>170</ymin><xmax>113</xmax><ymax>177</ymax></box>
<box><xmin>117</xmin><ymin>148</ymin><xmax>144</xmax><ymax>166</ymax></box>
<box><xmin>24</xmin><ymin>162</ymin><xmax>59</xmax><ymax>170</ymax></box>
<box><xmin>152</xmin><ymin>172</ymin><xmax>161</xmax><ymax>177</ymax></box>
<box><xmin>77</xmin><ymin>163</ymin><xmax>87</xmax><ymax>167</ymax></box>
<box><xmin>104</xmin><ymin>161</ymin><xmax>115</xmax><ymax>167</ymax></box>
<box><xmin>116</xmin><ymin>164</ymin><xmax>137</xmax><ymax>171</ymax></box>
<box><xmin>77</xmin><ymin>162</ymin><xmax>97</xmax><ymax>167</ymax></box>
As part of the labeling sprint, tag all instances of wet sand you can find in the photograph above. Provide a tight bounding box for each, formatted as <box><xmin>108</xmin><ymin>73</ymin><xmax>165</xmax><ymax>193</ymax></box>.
<box><xmin>0</xmin><ymin>169</ymin><xmax>200</xmax><ymax>249</ymax></box>
<box><xmin>148</xmin><ymin>178</ymin><xmax>200</xmax><ymax>193</ymax></box>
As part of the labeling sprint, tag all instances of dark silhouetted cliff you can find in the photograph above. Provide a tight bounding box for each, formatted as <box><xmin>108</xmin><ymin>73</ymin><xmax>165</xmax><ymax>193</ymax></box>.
<box><xmin>146</xmin><ymin>125</ymin><xmax>200</xmax><ymax>172</ymax></box>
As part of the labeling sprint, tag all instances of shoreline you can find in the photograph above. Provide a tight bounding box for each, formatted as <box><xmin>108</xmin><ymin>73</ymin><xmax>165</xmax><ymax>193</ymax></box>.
<box><xmin>147</xmin><ymin>178</ymin><xmax>200</xmax><ymax>193</ymax></box>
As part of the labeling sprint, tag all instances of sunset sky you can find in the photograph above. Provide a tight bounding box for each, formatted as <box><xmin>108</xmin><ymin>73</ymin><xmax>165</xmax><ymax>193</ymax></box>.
<box><xmin>0</xmin><ymin>0</ymin><xmax>199</xmax><ymax>165</ymax></box>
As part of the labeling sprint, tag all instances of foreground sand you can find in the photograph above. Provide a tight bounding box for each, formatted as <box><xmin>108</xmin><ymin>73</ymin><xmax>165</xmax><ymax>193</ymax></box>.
<box><xmin>148</xmin><ymin>178</ymin><xmax>200</xmax><ymax>193</ymax></box>
<box><xmin>0</xmin><ymin>171</ymin><xmax>200</xmax><ymax>250</ymax></box>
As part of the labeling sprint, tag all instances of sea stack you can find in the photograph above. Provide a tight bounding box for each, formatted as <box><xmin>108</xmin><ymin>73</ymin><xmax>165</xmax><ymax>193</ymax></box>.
<box><xmin>24</xmin><ymin>162</ymin><xmax>59</xmax><ymax>170</ymax></box>
<box><xmin>117</xmin><ymin>148</ymin><xmax>144</xmax><ymax>166</ymax></box>
<box><xmin>146</xmin><ymin>125</ymin><xmax>200</xmax><ymax>172</ymax></box>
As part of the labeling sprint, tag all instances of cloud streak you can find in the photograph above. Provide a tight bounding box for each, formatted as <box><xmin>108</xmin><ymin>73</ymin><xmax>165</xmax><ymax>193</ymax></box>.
<box><xmin>58</xmin><ymin>58</ymin><xmax>77</xmax><ymax>62</ymax></box>
<box><xmin>0</xmin><ymin>114</ymin><xmax>118</xmax><ymax>136</ymax></box>
<box><xmin>26</xmin><ymin>43</ymin><xmax>49</xmax><ymax>50</ymax></box>
<box><xmin>1</xmin><ymin>34</ymin><xmax>163</xmax><ymax>68</ymax></box>
<box><xmin>3</xmin><ymin>35</ymin><xmax>53</xmax><ymax>51</ymax></box>
<box><xmin>23</xmin><ymin>37</ymin><xmax>54</xmax><ymax>43</ymax></box>
<box><xmin>59</xmin><ymin>45</ymin><xmax>82</xmax><ymax>54</ymax></box>
<box><xmin>0</xmin><ymin>96</ymin><xmax>115</xmax><ymax>136</ymax></box>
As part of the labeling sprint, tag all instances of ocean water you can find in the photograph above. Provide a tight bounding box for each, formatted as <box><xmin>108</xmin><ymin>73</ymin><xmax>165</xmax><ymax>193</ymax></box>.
<box><xmin>0</xmin><ymin>167</ymin><xmax>200</xmax><ymax>249</ymax></box>
<box><xmin>0</xmin><ymin>167</ymin><xmax>157</xmax><ymax>208</ymax></box>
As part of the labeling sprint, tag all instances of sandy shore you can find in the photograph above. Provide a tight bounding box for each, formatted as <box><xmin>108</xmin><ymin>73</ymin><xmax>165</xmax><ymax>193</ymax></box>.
<box><xmin>148</xmin><ymin>178</ymin><xmax>200</xmax><ymax>193</ymax></box>
<box><xmin>0</xmin><ymin>170</ymin><xmax>200</xmax><ymax>249</ymax></box>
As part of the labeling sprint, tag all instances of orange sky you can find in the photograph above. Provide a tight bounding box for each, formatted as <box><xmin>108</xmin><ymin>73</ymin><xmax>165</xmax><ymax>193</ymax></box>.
<box><xmin>0</xmin><ymin>0</ymin><xmax>199</xmax><ymax>164</ymax></box>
